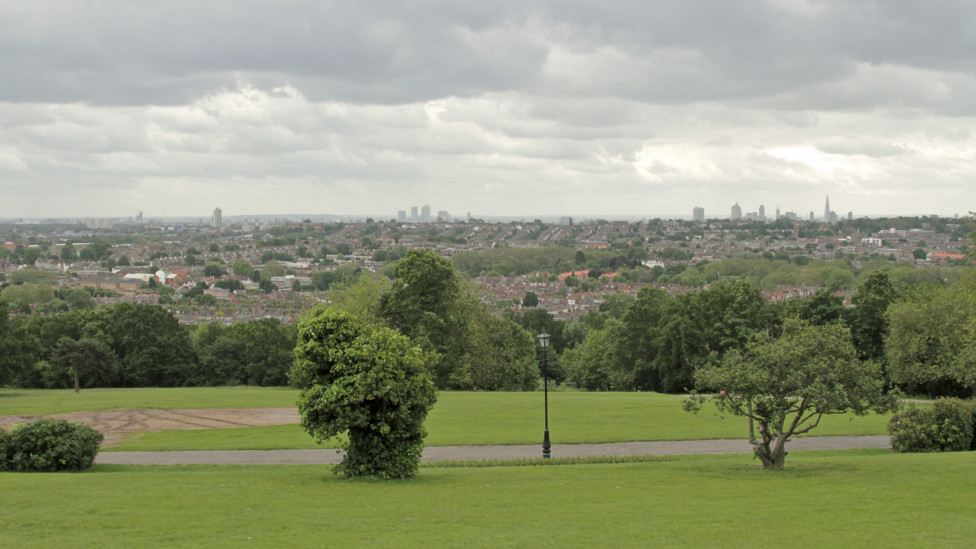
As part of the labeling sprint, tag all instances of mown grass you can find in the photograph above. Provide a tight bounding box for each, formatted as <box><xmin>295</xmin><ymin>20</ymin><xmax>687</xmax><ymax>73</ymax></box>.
<box><xmin>0</xmin><ymin>388</ymin><xmax>895</xmax><ymax>451</ymax></box>
<box><xmin>2</xmin><ymin>450</ymin><xmax>973</xmax><ymax>548</ymax></box>
<box><xmin>0</xmin><ymin>386</ymin><xmax>299</xmax><ymax>415</ymax></box>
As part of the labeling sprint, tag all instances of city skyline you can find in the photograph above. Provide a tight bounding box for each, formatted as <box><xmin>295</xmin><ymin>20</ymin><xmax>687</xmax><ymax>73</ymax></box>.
<box><xmin>1</xmin><ymin>2</ymin><xmax>975</xmax><ymax>219</ymax></box>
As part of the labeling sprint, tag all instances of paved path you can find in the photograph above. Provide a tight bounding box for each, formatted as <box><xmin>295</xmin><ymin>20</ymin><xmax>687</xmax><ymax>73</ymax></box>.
<box><xmin>96</xmin><ymin>435</ymin><xmax>891</xmax><ymax>465</ymax></box>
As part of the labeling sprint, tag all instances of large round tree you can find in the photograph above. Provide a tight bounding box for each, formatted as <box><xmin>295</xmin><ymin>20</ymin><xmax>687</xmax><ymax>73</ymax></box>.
<box><xmin>293</xmin><ymin>308</ymin><xmax>437</xmax><ymax>479</ymax></box>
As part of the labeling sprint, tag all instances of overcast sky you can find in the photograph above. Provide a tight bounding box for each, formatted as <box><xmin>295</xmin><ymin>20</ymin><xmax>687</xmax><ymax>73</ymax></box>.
<box><xmin>2</xmin><ymin>0</ymin><xmax>974</xmax><ymax>220</ymax></box>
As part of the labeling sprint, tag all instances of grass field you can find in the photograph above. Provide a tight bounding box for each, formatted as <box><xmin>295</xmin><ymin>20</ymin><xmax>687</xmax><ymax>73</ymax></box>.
<box><xmin>0</xmin><ymin>387</ymin><xmax>299</xmax><ymax>415</ymax></box>
<box><xmin>0</xmin><ymin>388</ymin><xmax>895</xmax><ymax>451</ymax></box>
<box><xmin>2</xmin><ymin>450</ymin><xmax>973</xmax><ymax>548</ymax></box>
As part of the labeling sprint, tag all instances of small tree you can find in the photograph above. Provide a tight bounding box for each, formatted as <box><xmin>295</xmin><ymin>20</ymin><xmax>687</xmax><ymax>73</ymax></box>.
<box><xmin>293</xmin><ymin>309</ymin><xmax>437</xmax><ymax>479</ymax></box>
<box><xmin>51</xmin><ymin>337</ymin><xmax>116</xmax><ymax>392</ymax></box>
<box><xmin>685</xmin><ymin>318</ymin><xmax>897</xmax><ymax>469</ymax></box>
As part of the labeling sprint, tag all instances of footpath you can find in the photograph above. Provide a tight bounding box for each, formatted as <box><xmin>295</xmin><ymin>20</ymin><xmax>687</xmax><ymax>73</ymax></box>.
<box><xmin>96</xmin><ymin>435</ymin><xmax>891</xmax><ymax>465</ymax></box>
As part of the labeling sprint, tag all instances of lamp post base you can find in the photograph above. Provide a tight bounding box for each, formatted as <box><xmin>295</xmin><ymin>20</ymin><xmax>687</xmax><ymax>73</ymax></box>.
<box><xmin>542</xmin><ymin>429</ymin><xmax>551</xmax><ymax>459</ymax></box>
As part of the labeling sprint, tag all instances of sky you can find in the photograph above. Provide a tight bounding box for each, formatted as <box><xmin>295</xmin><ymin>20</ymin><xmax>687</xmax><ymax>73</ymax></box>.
<box><xmin>1</xmin><ymin>0</ymin><xmax>975</xmax><ymax>221</ymax></box>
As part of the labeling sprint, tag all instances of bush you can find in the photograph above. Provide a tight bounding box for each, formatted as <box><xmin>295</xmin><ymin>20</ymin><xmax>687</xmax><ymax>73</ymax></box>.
<box><xmin>0</xmin><ymin>428</ymin><xmax>12</xmax><ymax>471</ymax></box>
<box><xmin>889</xmin><ymin>406</ymin><xmax>938</xmax><ymax>452</ymax></box>
<box><xmin>9</xmin><ymin>418</ymin><xmax>103</xmax><ymax>472</ymax></box>
<box><xmin>888</xmin><ymin>398</ymin><xmax>976</xmax><ymax>453</ymax></box>
<box><xmin>930</xmin><ymin>398</ymin><xmax>975</xmax><ymax>452</ymax></box>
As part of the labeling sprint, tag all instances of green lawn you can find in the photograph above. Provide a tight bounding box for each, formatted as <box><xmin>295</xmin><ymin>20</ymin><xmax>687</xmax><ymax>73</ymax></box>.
<box><xmin>0</xmin><ymin>386</ymin><xmax>299</xmax><ymax>415</ymax></box>
<box><xmin>0</xmin><ymin>388</ymin><xmax>895</xmax><ymax>451</ymax></box>
<box><xmin>2</xmin><ymin>450</ymin><xmax>972</xmax><ymax>548</ymax></box>
<box><xmin>111</xmin><ymin>391</ymin><xmax>893</xmax><ymax>451</ymax></box>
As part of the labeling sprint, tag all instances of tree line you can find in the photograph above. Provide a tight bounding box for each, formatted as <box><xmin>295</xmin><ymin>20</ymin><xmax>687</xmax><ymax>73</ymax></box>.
<box><xmin>0</xmin><ymin>301</ymin><xmax>296</xmax><ymax>389</ymax></box>
<box><xmin>1</xmin><ymin>248</ymin><xmax>973</xmax><ymax>395</ymax></box>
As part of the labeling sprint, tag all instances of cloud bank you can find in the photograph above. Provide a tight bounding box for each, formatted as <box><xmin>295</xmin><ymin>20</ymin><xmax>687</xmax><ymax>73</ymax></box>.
<box><xmin>1</xmin><ymin>0</ymin><xmax>974</xmax><ymax>219</ymax></box>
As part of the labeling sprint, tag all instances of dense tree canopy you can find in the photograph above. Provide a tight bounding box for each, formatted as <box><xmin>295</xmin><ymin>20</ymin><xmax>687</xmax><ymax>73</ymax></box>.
<box><xmin>293</xmin><ymin>309</ymin><xmax>436</xmax><ymax>479</ymax></box>
<box><xmin>886</xmin><ymin>282</ymin><xmax>976</xmax><ymax>397</ymax></box>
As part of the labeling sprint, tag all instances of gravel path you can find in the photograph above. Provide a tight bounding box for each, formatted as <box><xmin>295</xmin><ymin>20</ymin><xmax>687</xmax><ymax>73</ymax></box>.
<box><xmin>96</xmin><ymin>435</ymin><xmax>892</xmax><ymax>465</ymax></box>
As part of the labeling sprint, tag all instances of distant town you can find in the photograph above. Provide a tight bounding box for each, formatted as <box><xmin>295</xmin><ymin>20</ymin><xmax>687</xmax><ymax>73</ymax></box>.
<box><xmin>1</xmin><ymin>200</ymin><xmax>971</xmax><ymax>324</ymax></box>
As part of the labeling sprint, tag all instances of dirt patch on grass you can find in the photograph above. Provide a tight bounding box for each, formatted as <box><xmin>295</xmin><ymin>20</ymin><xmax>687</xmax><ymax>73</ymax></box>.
<box><xmin>0</xmin><ymin>407</ymin><xmax>300</xmax><ymax>446</ymax></box>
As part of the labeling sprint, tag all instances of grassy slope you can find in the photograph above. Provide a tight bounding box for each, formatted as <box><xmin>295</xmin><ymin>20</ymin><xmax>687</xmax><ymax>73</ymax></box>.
<box><xmin>2</xmin><ymin>450</ymin><xmax>973</xmax><ymax>548</ymax></box>
<box><xmin>0</xmin><ymin>388</ymin><xmax>894</xmax><ymax>451</ymax></box>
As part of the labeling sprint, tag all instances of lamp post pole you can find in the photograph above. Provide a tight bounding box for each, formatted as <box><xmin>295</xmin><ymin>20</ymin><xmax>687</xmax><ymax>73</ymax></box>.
<box><xmin>538</xmin><ymin>331</ymin><xmax>551</xmax><ymax>459</ymax></box>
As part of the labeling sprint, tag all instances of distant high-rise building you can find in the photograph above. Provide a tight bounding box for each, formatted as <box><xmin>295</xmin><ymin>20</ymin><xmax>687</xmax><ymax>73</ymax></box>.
<box><xmin>759</xmin><ymin>205</ymin><xmax>765</xmax><ymax>221</ymax></box>
<box><xmin>397</xmin><ymin>210</ymin><xmax>407</xmax><ymax>223</ymax></box>
<box><xmin>848</xmin><ymin>211</ymin><xmax>853</xmax><ymax>221</ymax></box>
<box><xmin>212</xmin><ymin>207</ymin><xmax>222</xmax><ymax>229</ymax></box>
<box><xmin>437</xmin><ymin>210</ymin><xmax>451</xmax><ymax>221</ymax></box>
<box><xmin>824</xmin><ymin>196</ymin><xmax>831</xmax><ymax>222</ymax></box>
<box><xmin>421</xmin><ymin>204</ymin><xmax>431</xmax><ymax>222</ymax></box>
<box><xmin>731</xmin><ymin>203</ymin><xmax>742</xmax><ymax>221</ymax></box>
<box><xmin>410</xmin><ymin>206</ymin><xmax>418</xmax><ymax>220</ymax></box>
<box><xmin>137</xmin><ymin>210</ymin><xmax>143</xmax><ymax>222</ymax></box>
<box><xmin>810</xmin><ymin>211</ymin><xmax>814</xmax><ymax>222</ymax></box>
<box><xmin>693</xmin><ymin>206</ymin><xmax>705</xmax><ymax>222</ymax></box>
<box><xmin>775</xmin><ymin>206</ymin><xmax>780</xmax><ymax>220</ymax></box>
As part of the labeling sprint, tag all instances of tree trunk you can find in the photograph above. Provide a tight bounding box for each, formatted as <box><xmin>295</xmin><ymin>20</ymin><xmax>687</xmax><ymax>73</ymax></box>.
<box><xmin>752</xmin><ymin>432</ymin><xmax>788</xmax><ymax>469</ymax></box>
<box><xmin>74</xmin><ymin>370</ymin><xmax>80</xmax><ymax>393</ymax></box>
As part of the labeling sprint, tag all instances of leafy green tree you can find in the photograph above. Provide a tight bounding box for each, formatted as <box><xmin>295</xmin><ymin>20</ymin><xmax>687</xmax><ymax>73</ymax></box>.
<box><xmin>522</xmin><ymin>291</ymin><xmax>539</xmax><ymax>308</ymax></box>
<box><xmin>258</xmin><ymin>278</ymin><xmax>276</xmax><ymax>293</ymax></box>
<box><xmin>225</xmin><ymin>319</ymin><xmax>296</xmax><ymax>386</ymax></box>
<box><xmin>568</xmin><ymin>319</ymin><xmax>620</xmax><ymax>390</ymax></box>
<box><xmin>51</xmin><ymin>337</ymin><xmax>116</xmax><ymax>392</ymax></box>
<box><xmin>380</xmin><ymin>249</ymin><xmax>464</xmax><ymax>386</ymax></box>
<box><xmin>203</xmin><ymin>262</ymin><xmax>228</xmax><ymax>277</ymax></box>
<box><xmin>686</xmin><ymin>319</ymin><xmax>897</xmax><ymax>469</ymax></box>
<box><xmin>214</xmin><ymin>278</ymin><xmax>245</xmax><ymax>291</ymax></box>
<box><xmin>448</xmin><ymin>300</ymin><xmax>538</xmax><ymax>390</ymax></box>
<box><xmin>886</xmin><ymin>282</ymin><xmax>976</xmax><ymax>396</ymax></box>
<box><xmin>84</xmin><ymin>303</ymin><xmax>198</xmax><ymax>387</ymax></box>
<box><xmin>60</xmin><ymin>243</ymin><xmax>77</xmax><ymax>262</ymax></box>
<box><xmin>776</xmin><ymin>289</ymin><xmax>845</xmax><ymax>326</ymax></box>
<box><xmin>232</xmin><ymin>259</ymin><xmax>254</xmax><ymax>277</ymax></box>
<box><xmin>262</xmin><ymin>261</ymin><xmax>285</xmax><ymax>279</ymax></box>
<box><xmin>847</xmin><ymin>271</ymin><xmax>898</xmax><ymax>362</ymax></box>
<box><xmin>293</xmin><ymin>309</ymin><xmax>437</xmax><ymax>479</ymax></box>
<box><xmin>66</xmin><ymin>288</ymin><xmax>96</xmax><ymax>311</ymax></box>
<box><xmin>326</xmin><ymin>272</ymin><xmax>390</xmax><ymax>326</ymax></box>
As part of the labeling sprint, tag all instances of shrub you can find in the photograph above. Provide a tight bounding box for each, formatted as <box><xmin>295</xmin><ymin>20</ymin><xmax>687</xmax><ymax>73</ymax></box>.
<box><xmin>0</xmin><ymin>428</ymin><xmax>12</xmax><ymax>471</ymax></box>
<box><xmin>888</xmin><ymin>398</ymin><xmax>976</xmax><ymax>453</ymax></box>
<box><xmin>889</xmin><ymin>406</ymin><xmax>936</xmax><ymax>452</ymax></box>
<box><xmin>9</xmin><ymin>418</ymin><xmax>103</xmax><ymax>472</ymax></box>
<box><xmin>930</xmin><ymin>398</ymin><xmax>975</xmax><ymax>452</ymax></box>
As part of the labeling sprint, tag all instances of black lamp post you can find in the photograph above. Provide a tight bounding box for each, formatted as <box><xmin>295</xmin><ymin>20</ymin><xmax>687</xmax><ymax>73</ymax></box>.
<box><xmin>538</xmin><ymin>330</ymin><xmax>551</xmax><ymax>459</ymax></box>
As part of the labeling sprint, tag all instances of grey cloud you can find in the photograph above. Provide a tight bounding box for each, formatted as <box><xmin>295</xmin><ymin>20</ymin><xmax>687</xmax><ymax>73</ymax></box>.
<box><xmin>815</xmin><ymin>138</ymin><xmax>909</xmax><ymax>158</ymax></box>
<box><xmin>4</xmin><ymin>0</ymin><xmax>976</xmax><ymax>112</ymax></box>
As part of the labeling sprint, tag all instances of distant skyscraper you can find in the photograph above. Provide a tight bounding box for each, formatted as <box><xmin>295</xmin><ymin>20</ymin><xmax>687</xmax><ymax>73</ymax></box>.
<box><xmin>693</xmin><ymin>206</ymin><xmax>705</xmax><ymax>222</ymax></box>
<box><xmin>137</xmin><ymin>210</ymin><xmax>143</xmax><ymax>222</ymax></box>
<box><xmin>212</xmin><ymin>207</ymin><xmax>222</xmax><ymax>229</ymax></box>
<box><xmin>411</xmin><ymin>206</ymin><xmax>418</xmax><ymax>220</ymax></box>
<box><xmin>759</xmin><ymin>205</ymin><xmax>765</xmax><ymax>221</ymax></box>
<box><xmin>397</xmin><ymin>210</ymin><xmax>407</xmax><ymax>223</ymax></box>
<box><xmin>421</xmin><ymin>204</ymin><xmax>431</xmax><ymax>222</ymax></box>
<box><xmin>824</xmin><ymin>196</ymin><xmax>830</xmax><ymax>222</ymax></box>
<box><xmin>437</xmin><ymin>210</ymin><xmax>451</xmax><ymax>221</ymax></box>
<box><xmin>731</xmin><ymin>203</ymin><xmax>742</xmax><ymax>221</ymax></box>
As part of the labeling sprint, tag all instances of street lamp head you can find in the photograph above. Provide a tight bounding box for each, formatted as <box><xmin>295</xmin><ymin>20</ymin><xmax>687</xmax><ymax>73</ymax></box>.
<box><xmin>538</xmin><ymin>331</ymin><xmax>551</xmax><ymax>349</ymax></box>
